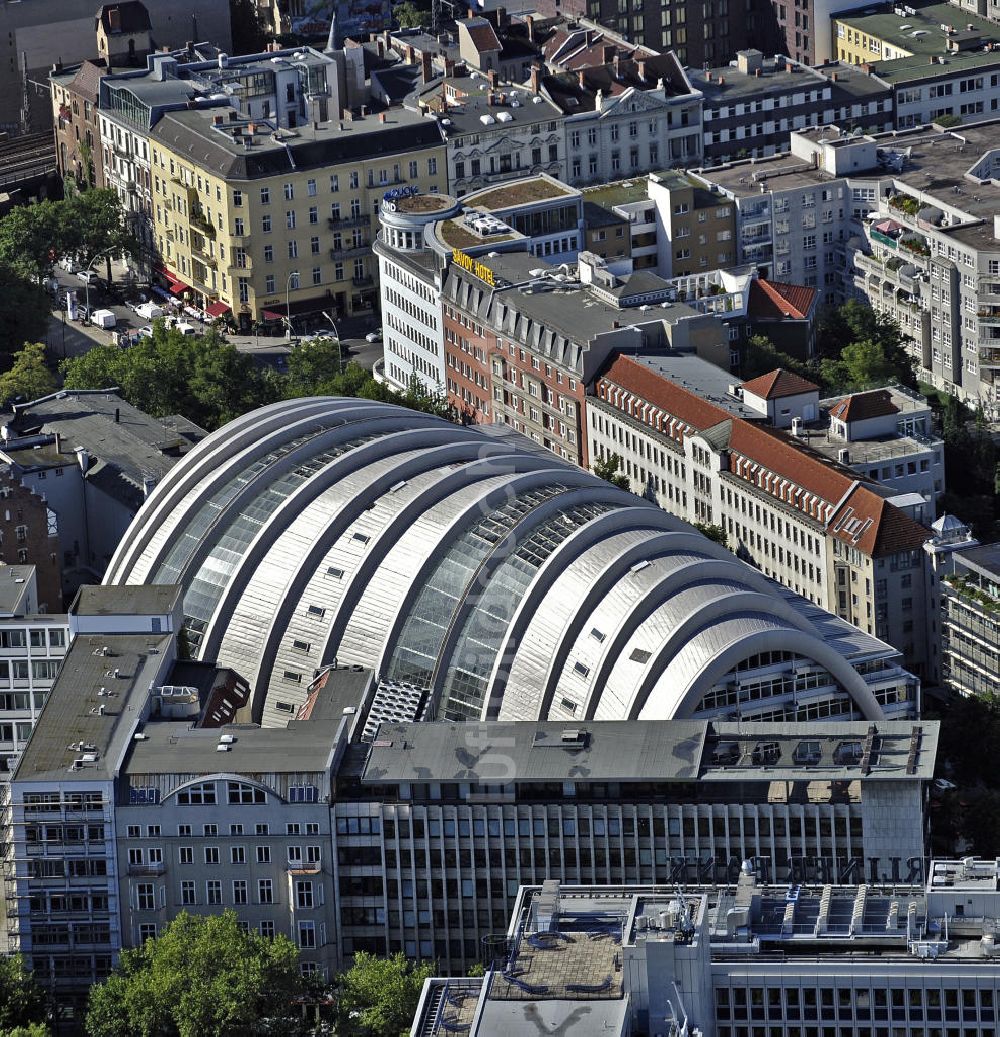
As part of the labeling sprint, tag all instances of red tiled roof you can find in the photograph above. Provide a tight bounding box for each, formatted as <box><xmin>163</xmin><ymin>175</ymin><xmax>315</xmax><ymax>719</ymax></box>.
<box><xmin>828</xmin><ymin>485</ymin><xmax>929</xmax><ymax>556</ymax></box>
<box><xmin>748</xmin><ymin>279</ymin><xmax>818</xmax><ymax>321</ymax></box>
<box><xmin>598</xmin><ymin>354</ymin><xmax>928</xmax><ymax>558</ymax></box>
<box><xmin>740</xmin><ymin>368</ymin><xmax>819</xmax><ymax>401</ymax></box>
<box><xmin>829</xmin><ymin>389</ymin><xmax>899</xmax><ymax>423</ymax></box>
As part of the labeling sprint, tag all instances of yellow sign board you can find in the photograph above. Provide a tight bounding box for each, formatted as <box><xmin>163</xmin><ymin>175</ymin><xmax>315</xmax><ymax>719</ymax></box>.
<box><xmin>452</xmin><ymin>248</ymin><xmax>495</xmax><ymax>287</ymax></box>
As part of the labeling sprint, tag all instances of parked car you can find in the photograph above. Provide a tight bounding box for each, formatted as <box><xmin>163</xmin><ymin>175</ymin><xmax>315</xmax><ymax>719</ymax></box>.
<box><xmin>76</xmin><ymin>270</ymin><xmax>100</xmax><ymax>286</ymax></box>
<box><xmin>933</xmin><ymin>778</ymin><xmax>956</xmax><ymax>792</ymax></box>
<box><xmin>137</xmin><ymin>325</ymin><xmax>154</xmax><ymax>339</ymax></box>
<box><xmin>365</xmin><ymin>329</ymin><xmax>383</xmax><ymax>343</ymax></box>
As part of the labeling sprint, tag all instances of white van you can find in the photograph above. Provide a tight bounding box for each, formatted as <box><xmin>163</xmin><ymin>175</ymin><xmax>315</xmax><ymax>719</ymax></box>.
<box><xmin>135</xmin><ymin>302</ymin><xmax>165</xmax><ymax>321</ymax></box>
<box><xmin>174</xmin><ymin>322</ymin><xmax>197</xmax><ymax>337</ymax></box>
<box><xmin>90</xmin><ymin>309</ymin><xmax>117</xmax><ymax>330</ymax></box>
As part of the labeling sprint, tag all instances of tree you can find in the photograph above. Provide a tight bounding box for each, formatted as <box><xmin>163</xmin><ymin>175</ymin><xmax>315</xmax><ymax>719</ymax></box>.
<box><xmin>230</xmin><ymin>0</ymin><xmax>271</xmax><ymax>54</ymax></box>
<box><xmin>592</xmin><ymin>452</ymin><xmax>630</xmax><ymax>491</ymax></box>
<box><xmin>284</xmin><ymin>336</ymin><xmax>346</xmax><ymax>398</ymax></box>
<box><xmin>694</xmin><ymin>522</ymin><xmax>728</xmax><ymax>547</ymax></box>
<box><xmin>61</xmin><ymin>324</ymin><xmax>277</xmax><ymax>431</ymax></box>
<box><xmin>0</xmin><ymin>955</ymin><xmax>46</xmax><ymax>1033</ymax></box>
<box><xmin>739</xmin><ymin>335</ymin><xmax>817</xmax><ymax>385</ymax></box>
<box><xmin>334</xmin><ymin>952</ymin><xmax>435</xmax><ymax>1037</ymax></box>
<box><xmin>394</xmin><ymin>1</ymin><xmax>428</xmax><ymax>28</ymax></box>
<box><xmin>0</xmin><ymin>268</ymin><xmax>51</xmax><ymax>359</ymax></box>
<box><xmin>86</xmin><ymin>911</ymin><xmax>304</xmax><ymax>1037</ymax></box>
<box><xmin>0</xmin><ymin>343</ymin><xmax>56</xmax><ymax>407</ymax></box>
<box><xmin>815</xmin><ymin>301</ymin><xmax>916</xmax><ymax>392</ymax></box>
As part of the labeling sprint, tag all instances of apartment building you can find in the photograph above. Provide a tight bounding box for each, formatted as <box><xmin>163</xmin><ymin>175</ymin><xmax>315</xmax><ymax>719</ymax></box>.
<box><xmin>694</xmin><ymin>127</ymin><xmax>880</xmax><ymax>304</ymax></box>
<box><xmin>588</xmin><ymin>353</ymin><xmax>935</xmax><ymax>676</ymax></box>
<box><xmin>583</xmin><ymin>171</ymin><xmax>738</xmax><ymax>278</ymax></box>
<box><xmin>334</xmin><ymin>718</ymin><xmax>934</xmax><ymax>972</ymax></box>
<box><xmin>0</xmin><ymin>471</ymin><xmax>61</xmax><ymax>612</ymax></box>
<box><xmin>0</xmin><ymin>0</ymin><xmax>231</xmax><ymax>135</ymax></box>
<box><xmin>149</xmin><ymin>103</ymin><xmax>446</xmax><ymax>328</ymax></box>
<box><xmin>50</xmin><ymin>60</ymin><xmax>106</xmax><ymax>190</ymax></box>
<box><xmin>847</xmin><ymin>121</ymin><xmax>1000</xmax><ymax>413</ymax></box>
<box><xmin>408</xmin><ymin>72</ymin><xmax>565</xmax><ymax>199</ymax></box>
<box><xmin>413</xmin><ymin>855</ymin><xmax>1000</xmax><ymax>1037</ymax></box>
<box><xmin>938</xmin><ymin>540</ymin><xmax>1000</xmax><ymax>698</ymax></box>
<box><xmin>540</xmin><ymin>51</ymin><xmax>703</xmax><ymax>186</ymax></box>
<box><xmin>375</xmin><ymin>190</ymin><xmax>461</xmax><ymax>393</ymax></box>
<box><xmin>0</xmin><ymin>390</ymin><xmax>205</xmax><ymax>590</ymax></box>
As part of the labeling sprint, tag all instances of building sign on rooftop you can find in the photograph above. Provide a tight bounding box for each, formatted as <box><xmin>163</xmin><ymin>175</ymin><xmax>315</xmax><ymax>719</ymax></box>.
<box><xmin>452</xmin><ymin>247</ymin><xmax>495</xmax><ymax>287</ymax></box>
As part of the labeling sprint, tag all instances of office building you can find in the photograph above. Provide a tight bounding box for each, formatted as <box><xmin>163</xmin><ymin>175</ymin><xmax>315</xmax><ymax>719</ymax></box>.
<box><xmin>412</xmin><ymin>854</ymin><xmax>1000</xmax><ymax>1037</ymax></box>
<box><xmin>833</xmin><ymin>2</ymin><xmax>1000</xmax><ymax>127</ymax></box>
<box><xmin>0</xmin><ymin>566</ymin><xmax>68</xmax><ymax>778</ymax></box>
<box><xmin>105</xmin><ymin>396</ymin><xmax>917</xmax><ymax>728</ymax></box>
<box><xmin>336</xmin><ymin>718</ymin><xmax>935</xmax><ymax>971</ymax></box>
<box><xmin>588</xmin><ymin>353</ymin><xmax>935</xmax><ymax>675</ymax></box>
<box><xmin>0</xmin><ymin>390</ymin><xmax>205</xmax><ymax>590</ymax></box>
<box><xmin>690</xmin><ymin>50</ymin><xmax>892</xmax><ymax>167</ymax></box>
<box><xmin>149</xmin><ymin>101</ymin><xmax>446</xmax><ymax>327</ymax></box>
<box><xmin>2</xmin><ymin>583</ymin><xmax>349</xmax><ymax>1022</ymax></box>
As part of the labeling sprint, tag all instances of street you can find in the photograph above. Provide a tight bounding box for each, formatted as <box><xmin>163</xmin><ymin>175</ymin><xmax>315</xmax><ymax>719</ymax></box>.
<box><xmin>42</xmin><ymin>266</ymin><xmax>385</xmax><ymax>373</ymax></box>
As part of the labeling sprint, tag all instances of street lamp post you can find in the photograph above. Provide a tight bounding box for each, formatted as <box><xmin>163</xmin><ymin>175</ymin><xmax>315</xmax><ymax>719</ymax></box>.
<box><xmin>285</xmin><ymin>271</ymin><xmax>298</xmax><ymax>339</ymax></box>
<box><xmin>321</xmin><ymin>310</ymin><xmax>342</xmax><ymax>373</ymax></box>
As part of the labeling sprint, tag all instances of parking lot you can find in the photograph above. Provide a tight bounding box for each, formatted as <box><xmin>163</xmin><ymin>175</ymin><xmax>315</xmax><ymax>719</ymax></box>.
<box><xmin>43</xmin><ymin>266</ymin><xmax>385</xmax><ymax>372</ymax></box>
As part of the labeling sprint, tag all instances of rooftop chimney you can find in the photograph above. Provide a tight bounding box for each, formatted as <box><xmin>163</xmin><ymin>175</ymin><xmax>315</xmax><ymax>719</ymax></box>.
<box><xmin>613</xmin><ymin>53</ymin><xmax>621</xmax><ymax>79</ymax></box>
<box><xmin>530</xmin><ymin>63</ymin><xmax>541</xmax><ymax>94</ymax></box>
<box><xmin>526</xmin><ymin>15</ymin><xmax>536</xmax><ymax>43</ymax></box>
<box><xmin>379</xmin><ymin>111</ymin><xmax>387</xmax><ymax>123</ymax></box>
<box><xmin>637</xmin><ymin>58</ymin><xmax>647</xmax><ymax>82</ymax></box>
<box><xmin>421</xmin><ymin>49</ymin><xmax>433</xmax><ymax>84</ymax></box>
<box><xmin>785</xmin><ymin>60</ymin><xmax>795</xmax><ymax>72</ymax></box>
<box><xmin>487</xmin><ymin>68</ymin><xmax>498</xmax><ymax>89</ymax></box>
<box><xmin>577</xmin><ymin>68</ymin><xmax>586</xmax><ymax>89</ymax></box>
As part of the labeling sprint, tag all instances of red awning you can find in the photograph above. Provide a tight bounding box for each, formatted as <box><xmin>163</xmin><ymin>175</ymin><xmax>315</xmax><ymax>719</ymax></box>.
<box><xmin>261</xmin><ymin>309</ymin><xmax>285</xmax><ymax>321</ymax></box>
<box><xmin>205</xmin><ymin>301</ymin><xmax>231</xmax><ymax>318</ymax></box>
<box><xmin>169</xmin><ymin>281</ymin><xmax>188</xmax><ymax>296</ymax></box>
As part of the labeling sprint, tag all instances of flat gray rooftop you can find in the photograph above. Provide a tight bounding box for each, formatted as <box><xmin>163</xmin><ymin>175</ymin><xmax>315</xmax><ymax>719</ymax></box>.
<box><xmin>691</xmin><ymin>62</ymin><xmax>825</xmax><ymax>103</ymax></box>
<box><xmin>954</xmin><ymin>542</ymin><xmax>1000</xmax><ymax>581</ymax></box>
<box><xmin>14</xmin><ymin>633</ymin><xmax>173</xmax><ymax>783</ymax></box>
<box><xmin>71</xmin><ymin>584</ymin><xmax>182</xmax><ymax>617</ymax></box>
<box><xmin>122</xmin><ymin>718</ymin><xmax>340</xmax><ymax>778</ymax></box>
<box><xmin>0</xmin><ymin>565</ymin><xmax>35</xmax><ymax>616</ymax></box>
<box><xmin>362</xmin><ymin>719</ymin><xmax>937</xmax><ymax>784</ymax></box>
<box><xmin>630</xmin><ymin>354</ymin><xmax>761</xmax><ymax>420</ymax></box>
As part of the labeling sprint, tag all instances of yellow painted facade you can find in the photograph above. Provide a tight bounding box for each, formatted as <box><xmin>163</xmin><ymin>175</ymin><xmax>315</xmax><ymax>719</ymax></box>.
<box><xmin>149</xmin><ymin>130</ymin><xmax>447</xmax><ymax>326</ymax></box>
<box><xmin>833</xmin><ymin>18</ymin><xmax>914</xmax><ymax>66</ymax></box>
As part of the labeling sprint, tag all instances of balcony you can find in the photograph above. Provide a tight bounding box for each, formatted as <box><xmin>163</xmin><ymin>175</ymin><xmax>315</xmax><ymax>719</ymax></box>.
<box><xmin>127</xmin><ymin>862</ymin><xmax>166</xmax><ymax>876</ymax></box>
<box><xmin>190</xmin><ymin>209</ymin><xmax>216</xmax><ymax>240</ymax></box>
<box><xmin>328</xmin><ymin>214</ymin><xmax>371</xmax><ymax>231</ymax></box>
<box><xmin>870</xmin><ymin>228</ymin><xmax>898</xmax><ymax>250</ymax></box>
<box><xmin>352</xmin><ymin>275</ymin><xmax>375</xmax><ymax>288</ymax></box>
<box><xmin>330</xmin><ymin>241</ymin><xmax>370</xmax><ymax>260</ymax></box>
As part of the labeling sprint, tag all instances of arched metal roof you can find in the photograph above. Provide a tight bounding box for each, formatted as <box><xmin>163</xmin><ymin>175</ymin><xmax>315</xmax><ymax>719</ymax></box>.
<box><xmin>107</xmin><ymin>398</ymin><xmax>904</xmax><ymax>725</ymax></box>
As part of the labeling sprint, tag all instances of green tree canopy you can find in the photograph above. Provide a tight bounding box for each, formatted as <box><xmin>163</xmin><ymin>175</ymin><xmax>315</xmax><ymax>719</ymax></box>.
<box><xmin>86</xmin><ymin>911</ymin><xmax>305</xmax><ymax>1037</ymax></box>
<box><xmin>284</xmin><ymin>336</ymin><xmax>346</xmax><ymax>398</ymax></box>
<box><xmin>61</xmin><ymin>324</ymin><xmax>278</xmax><ymax>431</ymax></box>
<box><xmin>0</xmin><ymin>189</ymin><xmax>135</xmax><ymax>282</ymax></box>
<box><xmin>592</xmin><ymin>452</ymin><xmax>630</xmax><ymax>491</ymax></box>
<box><xmin>0</xmin><ymin>343</ymin><xmax>56</xmax><ymax>407</ymax></box>
<box><xmin>334</xmin><ymin>951</ymin><xmax>435</xmax><ymax>1037</ymax></box>
<box><xmin>0</xmin><ymin>955</ymin><xmax>46</xmax><ymax>1034</ymax></box>
<box><xmin>740</xmin><ymin>335</ymin><xmax>817</xmax><ymax>385</ymax></box>
<box><xmin>815</xmin><ymin>300</ymin><xmax>916</xmax><ymax>392</ymax></box>
<box><xmin>0</xmin><ymin>269</ymin><xmax>51</xmax><ymax>359</ymax></box>
<box><xmin>394</xmin><ymin>0</ymin><xmax>429</xmax><ymax>28</ymax></box>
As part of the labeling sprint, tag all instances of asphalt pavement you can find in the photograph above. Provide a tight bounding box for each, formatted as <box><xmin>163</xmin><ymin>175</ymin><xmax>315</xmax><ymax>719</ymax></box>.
<box><xmin>41</xmin><ymin>267</ymin><xmax>385</xmax><ymax>373</ymax></box>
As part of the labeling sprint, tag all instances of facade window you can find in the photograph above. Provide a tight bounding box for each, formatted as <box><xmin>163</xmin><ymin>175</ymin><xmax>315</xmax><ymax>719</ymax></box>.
<box><xmin>227</xmin><ymin>782</ymin><xmax>265</xmax><ymax>805</ymax></box>
<box><xmin>180</xmin><ymin>880</ymin><xmax>196</xmax><ymax>905</ymax></box>
<box><xmin>258</xmin><ymin>879</ymin><xmax>274</xmax><ymax>904</ymax></box>
<box><xmin>206</xmin><ymin>880</ymin><xmax>222</xmax><ymax>906</ymax></box>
